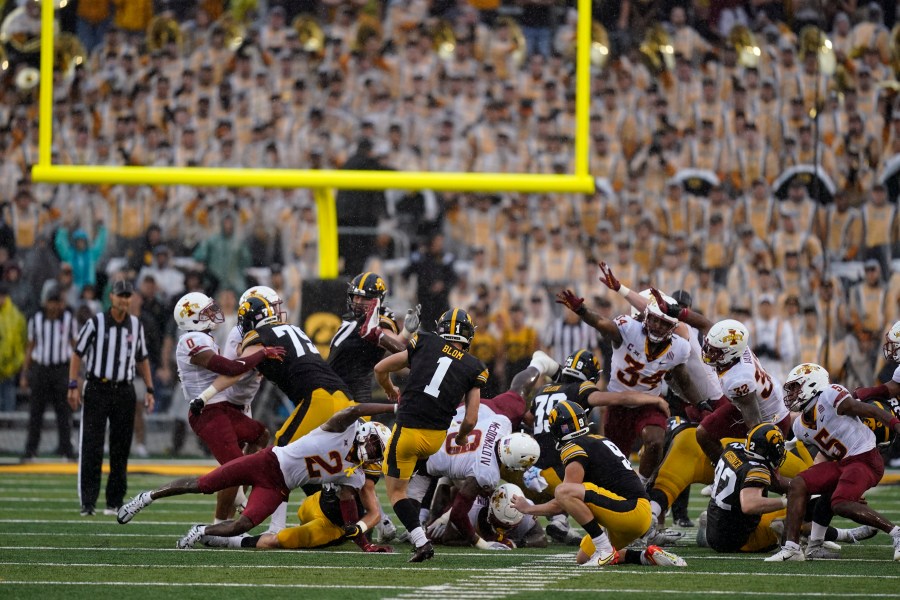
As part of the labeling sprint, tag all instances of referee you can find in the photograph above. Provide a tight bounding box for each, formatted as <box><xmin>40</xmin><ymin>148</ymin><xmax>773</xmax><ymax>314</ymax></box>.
<box><xmin>21</xmin><ymin>285</ymin><xmax>78</xmax><ymax>462</ymax></box>
<box><xmin>68</xmin><ymin>279</ymin><xmax>155</xmax><ymax>516</ymax></box>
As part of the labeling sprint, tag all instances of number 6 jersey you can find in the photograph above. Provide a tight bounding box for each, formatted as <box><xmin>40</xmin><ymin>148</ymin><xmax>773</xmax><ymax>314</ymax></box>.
<box><xmin>606</xmin><ymin>315</ymin><xmax>691</xmax><ymax>396</ymax></box>
<box><xmin>397</xmin><ymin>332</ymin><xmax>489</xmax><ymax>431</ymax></box>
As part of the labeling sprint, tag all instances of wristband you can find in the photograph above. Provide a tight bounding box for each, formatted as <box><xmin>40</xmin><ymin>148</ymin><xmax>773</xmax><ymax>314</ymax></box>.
<box><xmin>146</xmin><ymin>387</ymin><xmax>154</xmax><ymax>395</ymax></box>
<box><xmin>618</xmin><ymin>285</ymin><xmax>631</xmax><ymax>297</ymax></box>
<box><xmin>780</xmin><ymin>497</ymin><xmax>788</xmax><ymax>508</ymax></box>
<box><xmin>68</xmin><ymin>379</ymin><xmax>78</xmax><ymax>390</ymax></box>
<box><xmin>474</xmin><ymin>537</ymin><xmax>492</xmax><ymax>550</ymax></box>
<box><xmin>355</xmin><ymin>520</ymin><xmax>368</xmax><ymax>535</ymax></box>
<box><xmin>199</xmin><ymin>385</ymin><xmax>217</xmax><ymax>403</ymax></box>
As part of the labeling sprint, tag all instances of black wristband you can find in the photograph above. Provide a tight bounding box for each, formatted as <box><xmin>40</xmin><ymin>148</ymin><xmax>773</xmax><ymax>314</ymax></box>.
<box><xmin>146</xmin><ymin>388</ymin><xmax>155</xmax><ymax>394</ymax></box>
<box><xmin>68</xmin><ymin>379</ymin><xmax>78</xmax><ymax>390</ymax></box>
<box><xmin>575</xmin><ymin>304</ymin><xmax>587</xmax><ymax>316</ymax></box>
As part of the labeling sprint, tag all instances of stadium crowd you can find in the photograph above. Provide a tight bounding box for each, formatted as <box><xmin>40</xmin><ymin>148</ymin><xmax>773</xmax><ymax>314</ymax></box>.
<box><xmin>0</xmin><ymin>0</ymin><xmax>899</xmax><ymax>467</ymax></box>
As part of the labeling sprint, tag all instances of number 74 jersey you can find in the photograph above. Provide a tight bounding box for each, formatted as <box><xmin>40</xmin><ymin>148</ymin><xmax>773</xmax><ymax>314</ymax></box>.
<box><xmin>792</xmin><ymin>384</ymin><xmax>876</xmax><ymax>460</ymax></box>
<box><xmin>606</xmin><ymin>315</ymin><xmax>691</xmax><ymax>396</ymax></box>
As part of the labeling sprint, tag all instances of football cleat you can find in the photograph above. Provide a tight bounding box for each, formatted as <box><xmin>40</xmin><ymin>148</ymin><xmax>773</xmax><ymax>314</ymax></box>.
<box><xmin>176</xmin><ymin>524</ymin><xmax>205</xmax><ymax>549</ymax></box>
<box><xmin>838</xmin><ymin>525</ymin><xmax>878</xmax><ymax>544</ymax></box>
<box><xmin>103</xmin><ymin>506</ymin><xmax>120</xmax><ymax>516</ymax></box>
<box><xmin>700</xmin><ymin>484</ymin><xmax>713</xmax><ymax>497</ymax></box>
<box><xmin>892</xmin><ymin>534</ymin><xmax>900</xmax><ymax>561</ymax></box>
<box><xmin>805</xmin><ymin>540</ymin><xmax>839</xmax><ymax>559</ymax></box>
<box><xmin>641</xmin><ymin>523</ymin><xmax>684</xmax><ymax>547</ymax></box>
<box><xmin>696</xmin><ymin>511</ymin><xmax>708</xmax><ymax>548</ymax></box>
<box><xmin>529</xmin><ymin>350</ymin><xmax>560</xmax><ymax>378</ymax></box>
<box><xmin>408</xmin><ymin>542</ymin><xmax>435</xmax><ymax>563</ymax></box>
<box><xmin>117</xmin><ymin>491</ymin><xmax>153</xmax><ymax>524</ymax></box>
<box><xmin>581</xmin><ymin>548</ymin><xmax>619</xmax><ymax>567</ymax></box>
<box><xmin>378</xmin><ymin>517</ymin><xmax>398</xmax><ymax>543</ymax></box>
<box><xmin>201</xmin><ymin>534</ymin><xmax>235</xmax><ymax>548</ymax></box>
<box><xmin>546</xmin><ymin>516</ymin><xmax>582</xmax><ymax>546</ymax></box>
<box><xmin>80</xmin><ymin>504</ymin><xmax>95</xmax><ymax>517</ymax></box>
<box><xmin>645</xmin><ymin>545</ymin><xmax>687</xmax><ymax>567</ymax></box>
<box><xmin>674</xmin><ymin>517</ymin><xmax>694</xmax><ymax>528</ymax></box>
<box><xmin>765</xmin><ymin>546</ymin><xmax>806</xmax><ymax>561</ymax></box>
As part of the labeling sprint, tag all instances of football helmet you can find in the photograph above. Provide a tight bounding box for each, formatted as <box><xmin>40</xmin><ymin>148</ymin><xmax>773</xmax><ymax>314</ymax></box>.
<box><xmin>436</xmin><ymin>308</ymin><xmax>476</xmax><ymax>349</ymax></box>
<box><xmin>561</xmin><ymin>349</ymin><xmax>601</xmax><ymax>382</ymax></box>
<box><xmin>240</xmin><ymin>285</ymin><xmax>286</xmax><ymax>322</ymax></box>
<box><xmin>355</xmin><ymin>421</ymin><xmax>391</xmax><ymax>464</ymax></box>
<box><xmin>498</xmin><ymin>433</ymin><xmax>540</xmax><ymax>470</ymax></box>
<box><xmin>237</xmin><ymin>296</ymin><xmax>278</xmax><ymax>334</ymax></box>
<box><xmin>174</xmin><ymin>292</ymin><xmax>224</xmax><ymax>332</ymax></box>
<box><xmin>883</xmin><ymin>321</ymin><xmax>900</xmax><ymax>362</ymax></box>
<box><xmin>489</xmin><ymin>483</ymin><xmax>525</xmax><ymax>528</ymax></box>
<box><xmin>861</xmin><ymin>399</ymin><xmax>900</xmax><ymax>447</ymax></box>
<box><xmin>642</xmin><ymin>290</ymin><xmax>679</xmax><ymax>343</ymax></box>
<box><xmin>548</xmin><ymin>400</ymin><xmax>589</xmax><ymax>446</ymax></box>
<box><xmin>745</xmin><ymin>423</ymin><xmax>787</xmax><ymax>469</ymax></box>
<box><xmin>783</xmin><ymin>363</ymin><xmax>830</xmax><ymax>412</ymax></box>
<box><xmin>702</xmin><ymin>319</ymin><xmax>749</xmax><ymax>368</ymax></box>
<box><xmin>347</xmin><ymin>272</ymin><xmax>388</xmax><ymax>318</ymax></box>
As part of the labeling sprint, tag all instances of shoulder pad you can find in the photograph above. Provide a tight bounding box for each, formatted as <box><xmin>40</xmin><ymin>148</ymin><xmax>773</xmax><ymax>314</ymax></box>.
<box><xmin>559</xmin><ymin>441</ymin><xmax>588</xmax><ymax>464</ymax></box>
<box><xmin>241</xmin><ymin>329</ymin><xmax>261</xmax><ymax>347</ymax></box>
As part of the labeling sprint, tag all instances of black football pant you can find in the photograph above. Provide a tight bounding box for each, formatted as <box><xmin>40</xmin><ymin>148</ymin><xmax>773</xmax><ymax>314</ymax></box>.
<box><xmin>24</xmin><ymin>364</ymin><xmax>73</xmax><ymax>457</ymax></box>
<box><xmin>78</xmin><ymin>381</ymin><xmax>136</xmax><ymax>509</ymax></box>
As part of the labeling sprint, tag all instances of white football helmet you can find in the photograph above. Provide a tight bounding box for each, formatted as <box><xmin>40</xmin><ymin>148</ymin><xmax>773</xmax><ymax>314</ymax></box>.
<box><xmin>497</xmin><ymin>433</ymin><xmax>540</xmax><ymax>471</ymax></box>
<box><xmin>702</xmin><ymin>319</ymin><xmax>749</xmax><ymax>368</ymax></box>
<box><xmin>489</xmin><ymin>483</ymin><xmax>524</xmax><ymax>528</ymax></box>
<box><xmin>355</xmin><ymin>421</ymin><xmax>391</xmax><ymax>464</ymax></box>
<box><xmin>642</xmin><ymin>290</ymin><xmax>679</xmax><ymax>343</ymax></box>
<box><xmin>883</xmin><ymin>321</ymin><xmax>900</xmax><ymax>362</ymax></box>
<box><xmin>174</xmin><ymin>292</ymin><xmax>224</xmax><ymax>332</ymax></box>
<box><xmin>240</xmin><ymin>285</ymin><xmax>286</xmax><ymax>322</ymax></box>
<box><xmin>783</xmin><ymin>363</ymin><xmax>830</xmax><ymax>412</ymax></box>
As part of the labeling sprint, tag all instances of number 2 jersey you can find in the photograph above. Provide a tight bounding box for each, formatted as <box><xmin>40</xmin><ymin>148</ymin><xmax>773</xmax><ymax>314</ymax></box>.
<box><xmin>175</xmin><ymin>331</ymin><xmax>232</xmax><ymax>406</ymax></box>
<box><xmin>718</xmin><ymin>348</ymin><xmax>789</xmax><ymax>424</ymax></box>
<box><xmin>530</xmin><ymin>379</ymin><xmax>598</xmax><ymax>470</ymax></box>
<box><xmin>606</xmin><ymin>315</ymin><xmax>691</xmax><ymax>397</ymax></box>
<box><xmin>242</xmin><ymin>323</ymin><xmax>353</xmax><ymax>404</ymax></box>
<box><xmin>793</xmin><ymin>383</ymin><xmax>876</xmax><ymax>460</ymax></box>
<box><xmin>558</xmin><ymin>434</ymin><xmax>647</xmax><ymax>501</ymax></box>
<box><xmin>272</xmin><ymin>423</ymin><xmax>366</xmax><ymax>491</ymax></box>
<box><xmin>397</xmin><ymin>331</ymin><xmax>489</xmax><ymax>431</ymax></box>
<box><xmin>706</xmin><ymin>442</ymin><xmax>774</xmax><ymax>552</ymax></box>
<box><xmin>426</xmin><ymin>408</ymin><xmax>513</xmax><ymax>488</ymax></box>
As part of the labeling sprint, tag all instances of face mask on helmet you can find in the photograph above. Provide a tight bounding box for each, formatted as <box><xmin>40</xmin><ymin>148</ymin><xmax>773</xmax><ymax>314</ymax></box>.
<box><xmin>643</xmin><ymin>305</ymin><xmax>677</xmax><ymax>343</ymax></box>
<box><xmin>355</xmin><ymin>421</ymin><xmax>391</xmax><ymax>463</ymax></box>
<box><xmin>782</xmin><ymin>363</ymin><xmax>829</xmax><ymax>412</ymax></box>
<box><xmin>561</xmin><ymin>350</ymin><xmax>600</xmax><ymax>382</ymax></box>
<box><xmin>175</xmin><ymin>292</ymin><xmax>224</xmax><ymax>332</ymax></box>
<box><xmin>745</xmin><ymin>424</ymin><xmax>786</xmax><ymax>469</ymax></box>
<box><xmin>701</xmin><ymin>337</ymin><xmax>727</xmax><ymax>366</ymax></box>
<box><xmin>237</xmin><ymin>297</ymin><xmax>278</xmax><ymax>333</ymax></box>
<box><xmin>240</xmin><ymin>286</ymin><xmax>286</xmax><ymax>322</ymax></box>
<box><xmin>436</xmin><ymin>308</ymin><xmax>476</xmax><ymax>349</ymax></box>
<box><xmin>883</xmin><ymin>322</ymin><xmax>900</xmax><ymax>362</ymax></box>
<box><xmin>702</xmin><ymin>320</ymin><xmax>749</xmax><ymax>368</ymax></box>
<box><xmin>347</xmin><ymin>273</ymin><xmax>387</xmax><ymax>318</ymax></box>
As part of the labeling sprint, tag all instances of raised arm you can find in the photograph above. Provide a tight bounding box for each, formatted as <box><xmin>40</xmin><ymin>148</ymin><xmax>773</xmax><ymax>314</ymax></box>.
<box><xmin>323</xmin><ymin>402</ymin><xmax>398</xmax><ymax>432</ymax></box>
<box><xmin>556</xmin><ymin>289</ymin><xmax>623</xmax><ymax>345</ymax></box>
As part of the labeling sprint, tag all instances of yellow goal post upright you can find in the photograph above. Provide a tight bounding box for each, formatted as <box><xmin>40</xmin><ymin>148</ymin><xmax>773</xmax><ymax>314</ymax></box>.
<box><xmin>32</xmin><ymin>0</ymin><xmax>595</xmax><ymax>278</ymax></box>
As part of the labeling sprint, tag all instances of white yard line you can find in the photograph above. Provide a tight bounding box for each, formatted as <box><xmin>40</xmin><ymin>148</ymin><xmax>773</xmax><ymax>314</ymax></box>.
<box><xmin>0</xmin><ymin>581</ymin><xmax>414</xmax><ymax>590</ymax></box>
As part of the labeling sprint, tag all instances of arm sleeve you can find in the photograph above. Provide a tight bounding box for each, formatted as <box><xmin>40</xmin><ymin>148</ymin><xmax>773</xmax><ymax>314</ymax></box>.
<box><xmin>206</xmin><ymin>351</ymin><xmax>266</xmax><ymax>376</ymax></box>
<box><xmin>448</xmin><ymin>491</ymin><xmax>478</xmax><ymax>544</ymax></box>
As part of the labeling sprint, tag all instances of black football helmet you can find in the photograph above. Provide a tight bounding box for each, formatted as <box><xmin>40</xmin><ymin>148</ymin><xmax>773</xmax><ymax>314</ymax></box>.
<box><xmin>347</xmin><ymin>272</ymin><xmax>387</xmax><ymax>318</ymax></box>
<box><xmin>744</xmin><ymin>423</ymin><xmax>786</xmax><ymax>469</ymax></box>
<box><xmin>861</xmin><ymin>399</ymin><xmax>900</xmax><ymax>447</ymax></box>
<box><xmin>561</xmin><ymin>350</ymin><xmax>601</xmax><ymax>383</ymax></box>
<box><xmin>548</xmin><ymin>400</ymin><xmax>589</xmax><ymax>447</ymax></box>
<box><xmin>238</xmin><ymin>296</ymin><xmax>278</xmax><ymax>333</ymax></box>
<box><xmin>436</xmin><ymin>308</ymin><xmax>476</xmax><ymax>349</ymax></box>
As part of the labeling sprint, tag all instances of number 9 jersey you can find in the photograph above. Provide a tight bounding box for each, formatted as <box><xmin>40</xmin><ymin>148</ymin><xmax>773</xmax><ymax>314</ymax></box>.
<box><xmin>606</xmin><ymin>315</ymin><xmax>691</xmax><ymax>396</ymax></box>
<box><xmin>398</xmin><ymin>331</ymin><xmax>489</xmax><ymax>430</ymax></box>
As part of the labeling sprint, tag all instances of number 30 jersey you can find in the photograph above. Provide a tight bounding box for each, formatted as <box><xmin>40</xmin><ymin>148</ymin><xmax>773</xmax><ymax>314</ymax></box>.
<box><xmin>242</xmin><ymin>323</ymin><xmax>352</xmax><ymax>404</ymax></box>
<box><xmin>426</xmin><ymin>412</ymin><xmax>512</xmax><ymax>488</ymax></box>
<box><xmin>719</xmin><ymin>348</ymin><xmax>788</xmax><ymax>424</ymax></box>
<box><xmin>397</xmin><ymin>332</ymin><xmax>489</xmax><ymax>431</ymax></box>
<box><xmin>273</xmin><ymin>424</ymin><xmax>366</xmax><ymax>491</ymax></box>
<box><xmin>530</xmin><ymin>379</ymin><xmax>598</xmax><ymax>469</ymax></box>
<box><xmin>792</xmin><ymin>384</ymin><xmax>876</xmax><ymax>460</ymax></box>
<box><xmin>606</xmin><ymin>315</ymin><xmax>691</xmax><ymax>396</ymax></box>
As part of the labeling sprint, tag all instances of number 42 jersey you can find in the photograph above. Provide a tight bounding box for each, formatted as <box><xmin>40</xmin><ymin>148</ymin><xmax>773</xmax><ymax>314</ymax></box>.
<box><xmin>397</xmin><ymin>332</ymin><xmax>489</xmax><ymax>431</ymax></box>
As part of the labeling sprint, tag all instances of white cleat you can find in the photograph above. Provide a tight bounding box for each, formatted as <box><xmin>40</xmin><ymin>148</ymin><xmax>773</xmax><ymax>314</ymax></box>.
<box><xmin>696</xmin><ymin>510</ymin><xmax>708</xmax><ymax>548</ymax></box>
<box><xmin>580</xmin><ymin>548</ymin><xmax>619</xmax><ymax>567</ymax></box>
<box><xmin>765</xmin><ymin>546</ymin><xmax>805</xmax><ymax>562</ymax></box>
<box><xmin>645</xmin><ymin>545</ymin><xmax>687</xmax><ymax>567</ymax></box>
<box><xmin>378</xmin><ymin>517</ymin><xmax>397</xmax><ymax>543</ymax></box>
<box><xmin>838</xmin><ymin>525</ymin><xmax>878</xmax><ymax>544</ymax></box>
<box><xmin>529</xmin><ymin>350</ymin><xmax>560</xmax><ymax>378</ymax></box>
<box><xmin>641</xmin><ymin>523</ymin><xmax>684</xmax><ymax>547</ymax></box>
<box><xmin>892</xmin><ymin>534</ymin><xmax>900</xmax><ymax>561</ymax></box>
<box><xmin>805</xmin><ymin>540</ymin><xmax>840</xmax><ymax>559</ymax></box>
<box><xmin>176</xmin><ymin>524</ymin><xmax>205</xmax><ymax>549</ymax></box>
<box><xmin>117</xmin><ymin>491</ymin><xmax>153</xmax><ymax>524</ymax></box>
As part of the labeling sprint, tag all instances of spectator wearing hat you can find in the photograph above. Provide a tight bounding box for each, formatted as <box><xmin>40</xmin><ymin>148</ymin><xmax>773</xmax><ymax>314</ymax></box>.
<box><xmin>68</xmin><ymin>278</ymin><xmax>154</xmax><ymax>516</ymax></box>
<box><xmin>21</xmin><ymin>285</ymin><xmax>78</xmax><ymax>461</ymax></box>
<box><xmin>0</xmin><ymin>283</ymin><xmax>25</xmax><ymax>412</ymax></box>
<box><xmin>54</xmin><ymin>220</ymin><xmax>107</xmax><ymax>295</ymax></box>
<box><xmin>3</xmin><ymin>260</ymin><xmax>32</xmax><ymax>315</ymax></box>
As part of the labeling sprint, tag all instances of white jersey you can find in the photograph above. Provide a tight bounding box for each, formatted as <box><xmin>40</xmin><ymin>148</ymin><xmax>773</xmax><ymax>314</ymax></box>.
<box><xmin>427</xmin><ymin>412</ymin><xmax>512</xmax><ymax>489</ymax></box>
<box><xmin>175</xmin><ymin>331</ymin><xmax>229</xmax><ymax>406</ymax></box>
<box><xmin>272</xmin><ymin>424</ymin><xmax>366</xmax><ymax>491</ymax></box>
<box><xmin>719</xmin><ymin>348</ymin><xmax>789</xmax><ymax>423</ymax></box>
<box><xmin>606</xmin><ymin>315</ymin><xmax>691</xmax><ymax>396</ymax></box>
<box><xmin>223</xmin><ymin>325</ymin><xmax>261</xmax><ymax>408</ymax></box>
<box><xmin>892</xmin><ymin>365</ymin><xmax>900</xmax><ymax>384</ymax></box>
<box><xmin>684</xmin><ymin>324</ymin><xmax>723</xmax><ymax>401</ymax></box>
<box><xmin>792</xmin><ymin>383</ymin><xmax>876</xmax><ymax>459</ymax></box>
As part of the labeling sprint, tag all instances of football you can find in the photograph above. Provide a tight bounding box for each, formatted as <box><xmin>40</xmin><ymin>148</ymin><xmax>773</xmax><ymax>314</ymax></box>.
<box><xmin>490</xmin><ymin>483</ymin><xmax>524</xmax><ymax>527</ymax></box>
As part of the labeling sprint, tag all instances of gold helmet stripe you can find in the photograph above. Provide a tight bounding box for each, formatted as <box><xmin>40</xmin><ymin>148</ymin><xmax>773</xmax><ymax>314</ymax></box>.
<box><xmin>571</xmin><ymin>350</ymin><xmax>585</xmax><ymax>371</ymax></box>
<box><xmin>450</xmin><ymin>308</ymin><xmax>459</xmax><ymax>336</ymax></box>
<box><xmin>562</xmin><ymin>401</ymin><xmax>580</xmax><ymax>428</ymax></box>
<box><xmin>359</xmin><ymin>272</ymin><xmax>372</xmax><ymax>291</ymax></box>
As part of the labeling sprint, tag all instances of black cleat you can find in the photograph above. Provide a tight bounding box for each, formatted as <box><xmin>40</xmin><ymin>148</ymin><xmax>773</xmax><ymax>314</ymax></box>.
<box><xmin>408</xmin><ymin>542</ymin><xmax>435</xmax><ymax>563</ymax></box>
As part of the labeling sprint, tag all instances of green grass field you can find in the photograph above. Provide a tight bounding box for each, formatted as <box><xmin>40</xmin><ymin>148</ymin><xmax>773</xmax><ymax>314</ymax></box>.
<box><xmin>1</xmin><ymin>472</ymin><xmax>899</xmax><ymax>599</ymax></box>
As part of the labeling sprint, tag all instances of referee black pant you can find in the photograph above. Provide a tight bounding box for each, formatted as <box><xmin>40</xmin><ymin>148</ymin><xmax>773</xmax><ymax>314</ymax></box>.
<box><xmin>78</xmin><ymin>380</ymin><xmax>136</xmax><ymax>509</ymax></box>
<box><xmin>24</xmin><ymin>364</ymin><xmax>73</xmax><ymax>458</ymax></box>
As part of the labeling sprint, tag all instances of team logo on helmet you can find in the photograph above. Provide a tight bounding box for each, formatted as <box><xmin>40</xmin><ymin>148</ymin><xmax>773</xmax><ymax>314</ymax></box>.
<box><xmin>179</xmin><ymin>301</ymin><xmax>198</xmax><ymax>318</ymax></box>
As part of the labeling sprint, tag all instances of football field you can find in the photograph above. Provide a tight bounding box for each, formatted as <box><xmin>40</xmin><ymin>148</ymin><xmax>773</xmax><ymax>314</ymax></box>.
<box><xmin>1</xmin><ymin>472</ymin><xmax>899</xmax><ymax>599</ymax></box>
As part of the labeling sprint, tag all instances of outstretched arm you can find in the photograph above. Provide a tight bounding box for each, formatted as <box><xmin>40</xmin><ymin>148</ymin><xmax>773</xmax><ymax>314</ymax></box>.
<box><xmin>556</xmin><ymin>289</ymin><xmax>623</xmax><ymax>345</ymax></box>
<box><xmin>855</xmin><ymin>380</ymin><xmax>900</xmax><ymax>401</ymax></box>
<box><xmin>322</xmin><ymin>402</ymin><xmax>398</xmax><ymax>432</ymax></box>
<box><xmin>838</xmin><ymin>395</ymin><xmax>900</xmax><ymax>436</ymax></box>
<box><xmin>587</xmin><ymin>390</ymin><xmax>670</xmax><ymax>416</ymax></box>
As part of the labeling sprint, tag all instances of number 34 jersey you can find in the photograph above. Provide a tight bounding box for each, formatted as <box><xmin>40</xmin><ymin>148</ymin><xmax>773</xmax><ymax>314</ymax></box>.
<box><xmin>792</xmin><ymin>384</ymin><xmax>876</xmax><ymax>460</ymax></box>
<box><xmin>426</xmin><ymin>411</ymin><xmax>513</xmax><ymax>488</ymax></box>
<box><xmin>272</xmin><ymin>424</ymin><xmax>366</xmax><ymax>491</ymax></box>
<box><xmin>606</xmin><ymin>315</ymin><xmax>691</xmax><ymax>396</ymax></box>
<box><xmin>242</xmin><ymin>323</ymin><xmax>352</xmax><ymax>404</ymax></box>
<box><xmin>398</xmin><ymin>332</ymin><xmax>489</xmax><ymax>431</ymax></box>
<box><xmin>719</xmin><ymin>348</ymin><xmax>788</xmax><ymax>424</ymax></box>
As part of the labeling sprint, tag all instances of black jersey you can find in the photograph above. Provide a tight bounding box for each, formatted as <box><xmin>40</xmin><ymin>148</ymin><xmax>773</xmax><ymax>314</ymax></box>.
<box><xmin>559</xmin><ymin>434</ymin><xmax>648</xmax><ymax>501</ymax></box>
<box><xmin>530</xmin><ymin>379</ymin><xmax>598</xmax><ymax>469</ymax></box>
<box><xmin>242</xmin><ymin>323</ymin><xmax>352</xmax><ymax>403</ymax></box>
<box><xmin>397</xmin><ymin>331</ymin><xmax>489</xmax><ymax>430</ymax></box>
<box><xmin>706</xmin><ymin>443</ymin><xmax>774</xmax><ymax>552</ymax></box>
<box><xmin>328</xmin><ymin>311</ymin><xmax>398</xmax><ymax>403</ymax></box>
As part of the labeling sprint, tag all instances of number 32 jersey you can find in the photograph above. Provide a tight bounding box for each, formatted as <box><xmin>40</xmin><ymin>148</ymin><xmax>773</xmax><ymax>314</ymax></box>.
<box><xmin>719</xmin><ymin>348</ymin><xmax>788</xmax><ymax>424</ymax></box>
<box><xmin>398</xmin><ymin>332</ymin><xmax>489</xmax><ymax>431</ymax></box>
<box><xmin>792</xmin><ymin>384</ymin><xmax>876</xmax><ymax>460</ymax></box>
<box><xmin>606</xmin><ymin>315</ymin><xmax>691</xmax><ymax>396</ymax></box>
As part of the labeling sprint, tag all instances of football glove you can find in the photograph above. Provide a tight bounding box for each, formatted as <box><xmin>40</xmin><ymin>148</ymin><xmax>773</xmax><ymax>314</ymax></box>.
<box><xmin>650</xmin><ymin>288</ymin><xmax>684</xmax><ymax>319</ymax></box>
<box><xmin>523</xmin><ymin>466</ymin><xmax>548</xmax><ymax>493</ymax></box>
<box><xmin>402</xmin><ymin>304</ymin><xmax>421</xmax><ymax>337</ymax></box>
<box><xmin>189</xmin><ymin>398</ymin><xmax>205</xmax><ymax>417</ymax></box>
<box><xmin>475</xmin><ymin>537</ymin><xmax>511</xmax><ymax>551</ymax></box>
<box><xmin>362</xmin><ymin>543</ymin><xmax>393</xmax><ymax>553</ymax></box>
<box><xmin>556</xmin><ymin>289</ymin><xmax>586</xmax><ymax>315</ymax></box>
<box><xmin>598</xmin><ymin>261</ymin><xmax>621</xmax><ymax>291</ymax></box>
<box><xmin>426</xmin><ymin>510</ymin><xmax>451</xmax><ymax>540</ymax></box>
<box><xmin>343</xmin><ymin>522</ymin><xmax>364</xmax><ymax>538</ymax></box>
<box><xmin>261</xmin><ymin>346</ymin><xmax>287</xmax><ymax>361</ymax></box>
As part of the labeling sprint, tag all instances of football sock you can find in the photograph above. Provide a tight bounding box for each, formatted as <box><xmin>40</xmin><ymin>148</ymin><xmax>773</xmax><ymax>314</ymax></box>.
<box><xmin>890</xmin><ymin>526</ymin><xmax>900</xmax><ymax>537</ymax></box>
<box><xmin>241</xmin><ymin>535</ymin><xmax>262</xmax><ymax>548</ymax></box>
<box><xmin>393</xmin><ymin>498</ymin><xmax>422</xmax><ymax>536</ymax></box>
<box><xmin>809</xmin><ymin>522</ymin><xmax>827</xmax><ymax>543</ymax></box>
<box><xmin>268</xmin><ymin>502</ymin><xmax>287</xmax><ymax>533</ymax></box>
<box><xmin>581</xmin><ymin>519</ymin><xmax>604</xmax><ymax>539</ymax></box>
<box><xmin>650</xmin><ymin>500</ymin><xmax>663</xmax><ymax>522</ymax></box>
<box><xmin>409</xmin><ymin>527</ymin><xmax>428</xmax><ymax>548</ymax></box>
<box><xmin>826</xmin><ymin>526</ymin><xmax>840</xmax><ymax>542</ymax></box>
<box><xmin>623</xmin><ymin>549</ymin><xmax>643</xmax><ymax>565</ymax></box>
<box><xmin>592</xmin><ymin>533</ymin><xmax>613</xmax><ymax>554</ymax></box>
<box><xmin>784</xmin><ymin>540</ymin><xmax>801</xmax><ymax>551</ymax></box>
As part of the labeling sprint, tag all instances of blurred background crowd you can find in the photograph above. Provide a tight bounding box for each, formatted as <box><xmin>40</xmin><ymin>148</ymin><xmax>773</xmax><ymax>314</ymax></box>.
<box><xmin>1</xmin><ymin>0</ymin><xmax>899</xmax><ymax>457</ymax></box>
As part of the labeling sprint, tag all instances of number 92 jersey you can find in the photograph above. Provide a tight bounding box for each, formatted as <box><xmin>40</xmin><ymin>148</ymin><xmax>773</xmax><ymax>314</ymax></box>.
<box><xmin>720</xmin><ymin>348</ymin><xmax>788</xmax><ymax>424</ymax></box>
<box><xmin>242</xmin><ymin>323</ymin><xmax>352</xmax><ymax>403</ymax></box>
<box><xmin>558</xmin><ymin>434</ymin><xmax>648</xmax><ymax>501</ymax></box>
<box><xmin>606</xmin><ymin>315</ymin><xmax>691</xmax><ymax>396</ymax></box>
<box><xmin>397</xmin><ymin>331</ymin><xmax>489</xmax><ymax>430</ymax></box>
<box><xmin>530</xmin><ymin>380</ymin><xmax>598</xmax><ymax>469</ymax></box>
<box><xmin>426</xmin><ymin>412</ymin><xmax>513</xmax><ymax>489</ymax></box>
<box><xmin>706</xmin><ymin>442</ymin><xmax>773</xmax><ymax>551</ymax></box>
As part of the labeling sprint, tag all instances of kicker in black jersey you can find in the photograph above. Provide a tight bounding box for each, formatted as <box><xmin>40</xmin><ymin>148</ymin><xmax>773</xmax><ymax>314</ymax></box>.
<box><xmin>530</xmin><ymin>380</ymin><xmax>597</xmax><ymax>469</ymax></box>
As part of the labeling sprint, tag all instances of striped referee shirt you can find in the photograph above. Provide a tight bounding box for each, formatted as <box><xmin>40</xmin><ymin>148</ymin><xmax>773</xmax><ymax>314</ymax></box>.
<box><xmin>543</xmin><ymin>319</ymin><xmax>599</xmax><ymax>364</ymax></box>
<box><xmin>74</xmin><ymin>311</ymin><xmax>148</xmax><ymax>383</ymax></box>
<box><xmin>27</xmin><ymin>309</ymin><xmax>77</xmax><ymax>366</ymax></box>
